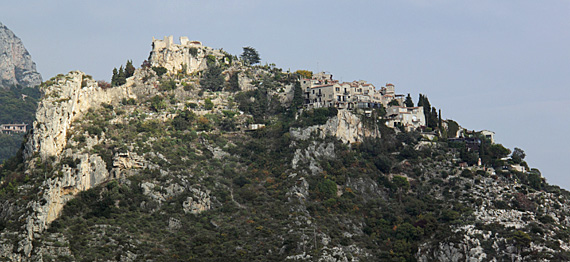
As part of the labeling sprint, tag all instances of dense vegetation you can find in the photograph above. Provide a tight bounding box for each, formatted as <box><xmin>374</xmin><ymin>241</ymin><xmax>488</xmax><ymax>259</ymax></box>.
<box><xmin>0</xmin><ymin>85</ymin><xmax>41</xmax><ymax>164</ymax></box>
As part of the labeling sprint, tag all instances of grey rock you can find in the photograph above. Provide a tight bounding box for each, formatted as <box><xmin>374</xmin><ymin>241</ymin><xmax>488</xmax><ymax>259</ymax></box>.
<box><xmin>0</xmin><ymin>22</ymin><xmax>42</xmax><ymax>88</ymax></box>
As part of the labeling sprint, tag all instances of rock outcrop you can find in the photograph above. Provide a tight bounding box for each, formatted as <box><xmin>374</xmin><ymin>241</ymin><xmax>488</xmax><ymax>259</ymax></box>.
<box><xmin>0</xmin><ymin>22</ymin><xmax>42</xmax><ymax>88</ymax></box>
<box><xmin>10</xmin><ymin>71</ymin><xmax>134</xmax><ymax>258</ymax></box>
<box><xmin>149</xmin><ymin>35</ymin><xmax>226</xmax><ymax>75</ymax></box>
<box><xmin>25</xmin><ymin>71</ymin><xmax>131</xmax><ymax>160</ymax></box>
<box><xmin>291</xmin><ymin>109</ymin><xmax>381</xmax><ymax>143</ymax></box>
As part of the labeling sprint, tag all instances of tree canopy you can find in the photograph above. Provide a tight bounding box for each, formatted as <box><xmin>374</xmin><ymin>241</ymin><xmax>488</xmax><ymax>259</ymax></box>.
<box><xmin>241</xmin><ymin>46</ymin><xmax>260</xmax><ymax>66</ymax></box>
<box><xmin>404</xmin><ymin>93</ymin><xmax>414</xmax><ymax>107</ymax></box>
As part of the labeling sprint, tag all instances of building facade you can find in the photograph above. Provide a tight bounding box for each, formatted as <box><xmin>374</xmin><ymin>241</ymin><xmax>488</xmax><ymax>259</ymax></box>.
<box><xmin>1</xmin><ymin>123</ymin><xmax>27</xmax><ymax>133</ymax></box>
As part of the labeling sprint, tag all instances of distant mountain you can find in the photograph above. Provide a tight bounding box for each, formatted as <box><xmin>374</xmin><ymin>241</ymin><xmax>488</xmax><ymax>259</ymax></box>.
<box><xmin>0</xmin><ymin>22</ymin><xmax>42</xmax><ymax>88</ymax></box>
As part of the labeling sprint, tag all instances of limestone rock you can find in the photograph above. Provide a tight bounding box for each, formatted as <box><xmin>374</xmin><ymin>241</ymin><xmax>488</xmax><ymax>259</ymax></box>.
<box><xmin>0</xmin><ymin>22</ymin><xmax>42</xmax><ymax>88</ymax></box>
<box><xmin>24</xmin><ymin>71</ymin><xmax>131</xmax><ymax>160</ymax></box>
<box><xmin>291</xmin><ymin>109</ymin><xmax>380</xmax><ymax>143</ymax></box>
<box><xmin>183</xmin><ymin>188</ymin><xmax>211</xmax><ymax>215</ymax></box>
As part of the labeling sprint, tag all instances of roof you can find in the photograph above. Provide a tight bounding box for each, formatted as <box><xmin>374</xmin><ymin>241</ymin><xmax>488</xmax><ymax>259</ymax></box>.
<box><xmin>1</xmin><ymin>123</ymin><xmax>27</xmax><ymax>127</ymax></box>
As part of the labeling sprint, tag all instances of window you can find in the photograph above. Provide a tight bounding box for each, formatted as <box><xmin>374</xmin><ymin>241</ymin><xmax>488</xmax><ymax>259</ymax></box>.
<box><xmin>335</xmin><ymin>87</ymin><xmax>340</xmax><ymax>92</ymax></box>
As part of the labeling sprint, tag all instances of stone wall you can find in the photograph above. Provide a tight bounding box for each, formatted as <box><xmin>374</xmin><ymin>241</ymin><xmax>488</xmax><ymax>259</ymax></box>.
<box><xmin>149</xmin><ymin>35</ymin><xmax>224</xmax><ymax>75</ymax></box>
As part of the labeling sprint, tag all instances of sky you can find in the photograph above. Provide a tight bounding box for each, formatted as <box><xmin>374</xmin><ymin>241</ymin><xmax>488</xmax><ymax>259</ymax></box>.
<box><xmin>1</xmin><ymin>1</ymin><xmax>569</xmax><ymax>189</ymax></box>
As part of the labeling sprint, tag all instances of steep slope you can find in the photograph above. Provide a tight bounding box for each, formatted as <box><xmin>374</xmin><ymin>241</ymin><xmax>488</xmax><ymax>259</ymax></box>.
<box><xmin>1</xmin><ymin>38</ymin><xmax>570</xmax><ymax>262</ymax></box>
<box><xmin>0</xmin><ymin>22</ymin><xmax>42</xmax><ymax>88</ymax></box>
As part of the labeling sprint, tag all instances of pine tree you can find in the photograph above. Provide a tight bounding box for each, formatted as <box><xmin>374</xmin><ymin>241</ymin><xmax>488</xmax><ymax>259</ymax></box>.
<box><xmin>240</xmin><ymin>46</ymin><xmax>260</xmax><ymax>66</ymax></box>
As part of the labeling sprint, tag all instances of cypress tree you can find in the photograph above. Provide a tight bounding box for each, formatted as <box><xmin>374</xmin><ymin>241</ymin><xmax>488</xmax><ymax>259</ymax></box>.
<box><xmin>111</xmin><ymin>68</ymin><xmax>118</xmax><ymax>86</ymax></box>
<box><xmin>404</xmin><ymin>93</ymin><xmax>414</xmax><ymax>107</ymax></box>
<box><xmin>125</xmin><ymin>60</ymin><xmax>135</xmax><ymax>78</ymax></box>
<box><xmin>117</xmin><ymin>66</ymin><xmax>126</xmax><ymax>86</ymax></box>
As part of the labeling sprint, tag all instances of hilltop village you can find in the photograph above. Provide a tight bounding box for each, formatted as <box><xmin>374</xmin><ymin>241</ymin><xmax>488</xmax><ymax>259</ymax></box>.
<box><xmin>301</xmin><ymin>71</ymin><xmax>425</xmax><ymax>131</ymax></box>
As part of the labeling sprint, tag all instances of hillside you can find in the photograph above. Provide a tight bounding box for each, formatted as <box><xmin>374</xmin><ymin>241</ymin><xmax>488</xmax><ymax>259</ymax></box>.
<box><xmin>1</xmin><ymin>36</ymin><xmax>570</xmax><ymax>262</ymax></box>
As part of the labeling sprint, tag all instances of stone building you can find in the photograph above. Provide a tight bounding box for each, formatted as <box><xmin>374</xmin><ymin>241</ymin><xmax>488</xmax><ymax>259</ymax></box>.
<box><xmin>385</xmin><ymin>106</ymin><xmax>426</xmax><ymax>131</ymax></box>
<box><xmin>1</xmin><ymin>123</ymin><xmax>27</xmax><ymax>133</ymax></box>
<box><xmin>301</xmin><ymin>72</ymin><xmax>402</xmax><ymax>110</ymax></box>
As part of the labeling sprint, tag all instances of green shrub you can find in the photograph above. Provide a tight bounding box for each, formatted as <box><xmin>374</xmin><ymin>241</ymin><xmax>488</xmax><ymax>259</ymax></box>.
<box><xmin>317</xmin><ymin>179</ymin><xmax>337</xmax><ymax>199</ymax></box>
<box><xmin>204</xmin><ymin>99</ymin><xmax>214</xmax><ymax>110</ymax></box>
<box><xmin>152</xmin><ymin>66</ymin><xmax>167</xmax><ymax>77</ymax></box>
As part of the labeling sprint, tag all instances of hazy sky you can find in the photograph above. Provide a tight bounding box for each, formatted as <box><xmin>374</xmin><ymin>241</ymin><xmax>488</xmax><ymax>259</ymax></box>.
<box><xmin>1</xmin><ymin>1</ymin><xmax>569</xmax><ymax>189</ymax></box>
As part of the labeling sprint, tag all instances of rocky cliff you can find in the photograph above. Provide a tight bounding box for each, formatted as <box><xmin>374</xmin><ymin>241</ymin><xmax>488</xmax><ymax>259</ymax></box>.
<box><xmin>291</xmin><ymin>110</ymin><xmax>381</xmax><ymax>144</ymax></box>
<box><xmin>25</xmin><ymin>71</ymin><xmax>131</xmax><ymax>159</ymax></box>
<box><xmin>0</xmin><ymin>22</ymin><xmax>42</xmax><ymax>88</ymax></box>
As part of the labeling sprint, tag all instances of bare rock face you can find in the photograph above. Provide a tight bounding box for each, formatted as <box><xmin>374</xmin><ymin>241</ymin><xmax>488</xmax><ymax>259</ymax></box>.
<box><xmin>183</xmin><ymin>188</ymin><xmax>212</xmax><ymax>215</ymax></box>
<box><xmin>291</xmin><ymin>109</ymin><xmax>381</xmax><ymax>143</ymax></box>
<box><xmin>0</xmin><ymin>22</ymin><xmax>42</xmax><ymax>88</ymax></box>
<box><xmin>24</xmin><ymin>71</ymin><xmax>131</xmax><ymax>160</ymax></box>
<box><xmin>12</xmin><ymin>71</ymin><xmax>133</xmax><ymax>258</ymax></box>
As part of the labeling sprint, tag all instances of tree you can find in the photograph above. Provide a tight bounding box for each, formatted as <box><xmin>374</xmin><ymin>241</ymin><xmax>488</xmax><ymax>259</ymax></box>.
<box><xmin>404</xmin><ymin>93</ymin><xmax>414</xmax><ymax>107</ymax></box>
<box><xmin>392</xmin><ymin>175</ymin><xmax>409</xmax><ymax>203</ymax></box>
<box><xmin>388</xmin><ymin>100</ymin><xmax>400</xmax><ymax>107</ymax></box>
<box><xmin>512</xmin><ymin>147</ymin><xmax>526</xmax><ymax>164</ymax></box>
<box><xmin>295</xmin><ymin>70</ymin><xmax>313</xmax><ymax>79</ymax></box>
<box><xmin>241</xmin><ymin>46</ymin><xmax>260</xmax><ymax>66</ymax></box>
<box><xmin>200</xmin><ymin>65</ymin><xmax>224</xmax><ymax>91</ymax></box>
<box><xmin>125</xmin><ymin>60</ymin><xmax>135</xmax><ymax>78</ymax></box>
<box><xmin>317</xmin><ymin>179</ymin><xmax>337</xmax><ymax>199</ymax></box>
<box><xmin>116</xmin><ymin>66</ymin><xmax>126</xmax><ymax>86</ymax></box>
<box><xmin>228</xmin><ymin>73</ymin><xmax>240</xmax><ymax>92</ymax></box>
<box><xmin>510</xmin><ymin>230</ymin><xmax>531</xmax><ymax>256</ymax></box>
<box><xmin>111</xmin><ymin>68</ymin><xmax>118</xmax><ymax>86</ymax></box>
<box><xmin>528</xmin><ymin>171</ymin><xmax>543</xmax><ymax>190</ymax></box>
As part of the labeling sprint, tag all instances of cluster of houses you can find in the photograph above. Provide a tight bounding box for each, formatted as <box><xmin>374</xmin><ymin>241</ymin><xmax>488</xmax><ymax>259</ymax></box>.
<box><xmin>301</xmin><ymin>72</ymin><xmax>425</xmax><ymax>131</ymax></box>
<box><xmin>0</xmin><ymin>123</ymin><xmax>27</xmax><ymax>134</ymax></box>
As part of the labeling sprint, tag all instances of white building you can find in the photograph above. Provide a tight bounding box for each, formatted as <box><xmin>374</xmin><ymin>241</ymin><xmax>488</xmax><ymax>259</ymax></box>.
<box><xmin>302</xmin><ymin>72</ymin><xmax>400</xmax><ymax>110</ymax></box>
<box><xmin>385</xmin><ymin>106</ymin><xmax>426</xmax><ymax>131</ymax></box>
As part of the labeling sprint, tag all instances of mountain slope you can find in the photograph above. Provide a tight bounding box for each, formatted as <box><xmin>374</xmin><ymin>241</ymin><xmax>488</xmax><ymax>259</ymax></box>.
<box><xmin>0</xmin><ymin>38</ymin><xmax>569</xmax><ymax>262</ymax></box>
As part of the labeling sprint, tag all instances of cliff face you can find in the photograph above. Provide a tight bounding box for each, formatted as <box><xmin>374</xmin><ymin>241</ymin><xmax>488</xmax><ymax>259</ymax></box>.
<box><xmin>291</xmin><ymin>110</ymin><xmax>381</xmax><ymax>143</ymax></box>
<box><xmin>24</xmin><ymin>71</ymin><xmax>131</xmax><ymax>159</ymax></box>
<box><xmin>0</xmin><ymin>71</ymin><xmax>134</xmax><ymax>259</ymax></box>
<box><xmin>0</xmin><ymin>22</ymin><xmax>42</xmax><ymax>88</ymax></box>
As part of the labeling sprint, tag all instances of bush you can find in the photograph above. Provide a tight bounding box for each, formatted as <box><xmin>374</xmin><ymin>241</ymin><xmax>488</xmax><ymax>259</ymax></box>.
<box><xmin>317</xmin><ymin>179</ymin><xmax>338</xmax><ymax>199</ymax></box>
<box><xmin>204</xmin><ymin>99</ymin><xmax>214</xmax><ymax>110</ymax></box>
<box><xmin>149</xmin><ymin>95</ymin><xmax>166</xmax><ymax>112</ymax></box>
<box><xmin>374</xmin><ymin>155</ymin><xmax>392</xmax><ymax>173</ymax></box>
<box><xmin>159</xmin><ymin>79</ymin><xmax>177</xmax><ymax>91</ymax></box>
<box><xmin>152</xmin><ymin>66</ymin><xmax>167</xmax><ymax>77</ymax></box>
<box><xmin>460</xmin><ymin>169</ymin><xmax>473</xmax><ymax>179</ymax></box>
